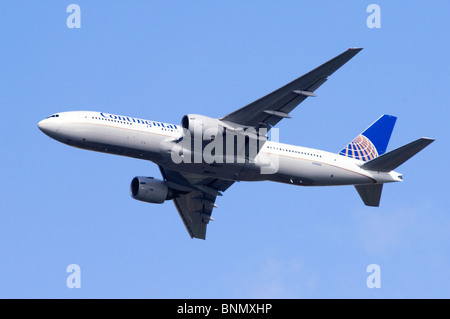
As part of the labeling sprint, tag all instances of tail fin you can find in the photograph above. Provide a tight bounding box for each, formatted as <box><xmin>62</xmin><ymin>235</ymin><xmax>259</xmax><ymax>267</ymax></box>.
<box><xmin>339</xmin><ymin>115</ymin><xmax>397</xmax><ymax>162</ymax></box>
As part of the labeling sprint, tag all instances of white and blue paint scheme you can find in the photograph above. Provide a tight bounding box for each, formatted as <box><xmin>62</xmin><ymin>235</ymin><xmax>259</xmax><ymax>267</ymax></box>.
<box><xmin>38</xmin><ymin>48</ymin><xmax>434</xmax><ymax>239</ymax></box>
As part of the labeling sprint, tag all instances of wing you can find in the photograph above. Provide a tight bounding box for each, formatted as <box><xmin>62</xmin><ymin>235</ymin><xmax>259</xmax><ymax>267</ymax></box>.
<box><xmin>159</xmin><ymin>165</ymin><xmax>234</xmax><ymax>239</ymax></box>
<box><xmin>220</xmin><ymin>48</ymin><xmax>363</xmax><ymax>130</ymax></box>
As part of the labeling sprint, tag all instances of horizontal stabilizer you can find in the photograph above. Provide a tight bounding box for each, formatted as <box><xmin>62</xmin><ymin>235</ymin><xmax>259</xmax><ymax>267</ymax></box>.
<box><xmin>362</xmin><ymin>137</ymin><xmax>434</xmax><ymax>172</ymax></box>
<box><xmin>355</xmin><ymin>184</ymin><xmax>383</xmax><ymax>207</ymax></box>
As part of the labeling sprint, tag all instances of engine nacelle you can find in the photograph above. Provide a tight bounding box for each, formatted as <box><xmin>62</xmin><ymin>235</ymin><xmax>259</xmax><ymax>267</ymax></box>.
<box><xmin>130</xmin><ymin>176</ymin><xmax>173</xmax><ymax>204</ymax></box>
<box><xmin>181</xmin><ymin>114</ymin><xmax>224</xmax><ymax>140</ymax></box>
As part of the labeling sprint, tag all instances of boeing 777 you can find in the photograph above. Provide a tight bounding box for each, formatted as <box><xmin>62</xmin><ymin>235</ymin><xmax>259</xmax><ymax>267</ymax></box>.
<box><xmin>38</xmin><ymin>48</ymin><xmax>434</xmax><ymax>239</ymax></box>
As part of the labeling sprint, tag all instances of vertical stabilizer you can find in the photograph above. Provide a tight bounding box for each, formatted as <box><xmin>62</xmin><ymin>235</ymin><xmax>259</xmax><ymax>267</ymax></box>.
<box><xmin>339</xmin><ymin>115</ymin><xmax>397</xmax><ymax>162</ymax></box>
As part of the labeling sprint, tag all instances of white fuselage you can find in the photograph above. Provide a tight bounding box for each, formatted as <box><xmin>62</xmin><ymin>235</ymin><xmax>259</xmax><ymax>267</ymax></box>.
<box><xmin>38</xmin><ymin>111</ymin><xmax>402</xmax><ymax>187</ymax></box>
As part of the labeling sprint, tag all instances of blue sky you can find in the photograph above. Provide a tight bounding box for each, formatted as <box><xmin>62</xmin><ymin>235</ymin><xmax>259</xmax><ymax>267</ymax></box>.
<box><xmin>0</xmin><ymin>1</ymin><xmax>449</xmax><ymax>298</ymax></box>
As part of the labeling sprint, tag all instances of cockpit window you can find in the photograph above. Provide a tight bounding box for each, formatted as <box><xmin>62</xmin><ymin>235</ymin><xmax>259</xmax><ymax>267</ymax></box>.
<box><xmin>46</xmin><ymin>114</ymin><xmax>60</xmax><ymax>119</ymax></box>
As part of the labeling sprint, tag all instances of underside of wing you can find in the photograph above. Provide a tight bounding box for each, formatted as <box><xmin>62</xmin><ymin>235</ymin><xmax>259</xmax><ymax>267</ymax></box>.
<box><xmin>159</xmin><ymin>165</ymin><xmax>234</xmax><ymax>239</ymax></box>
<box><xmin>220</xmin><ymin>48</ymin><xmax>362</xmax><ymax>130</ymax></box>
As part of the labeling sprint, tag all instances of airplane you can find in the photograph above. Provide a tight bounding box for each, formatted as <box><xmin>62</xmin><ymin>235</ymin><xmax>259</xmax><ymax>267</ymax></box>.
<box><xmin>38</xmin><ymin>48</ymin><xmax>434</xmax><ymax>239</ymax></box>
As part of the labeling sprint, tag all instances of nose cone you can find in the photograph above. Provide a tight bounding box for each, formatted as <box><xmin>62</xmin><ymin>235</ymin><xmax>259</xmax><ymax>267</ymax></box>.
<box><xmin>37</xmin><ymin>119</ymin><xmax>45</xmax><ymax>130</ymax></box>
<box><xmin>38</xmin><ymin>119</ymin><xmax>59</xmax><ymax>138</ymax></box>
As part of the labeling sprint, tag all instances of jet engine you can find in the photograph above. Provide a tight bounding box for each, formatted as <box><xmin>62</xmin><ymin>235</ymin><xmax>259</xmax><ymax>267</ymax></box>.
<box><xmin>181</xmin><ymin>114</ymin><xmax>224</xmax><ymax>140</ymax></box>
<box><xmin>130</xmin><ymin>176</ymin><xmax>173</xmax><ymax>204</ymax></box>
